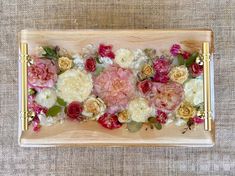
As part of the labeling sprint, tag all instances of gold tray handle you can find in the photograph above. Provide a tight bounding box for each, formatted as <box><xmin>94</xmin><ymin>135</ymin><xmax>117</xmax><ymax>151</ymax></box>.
<box><xmin>20</xmin><ymin>43</ymin><xmax>28</xmax><ymax>131</ymax></box>
<box><xmin>203</xmin><ymin>42</ymin><xmax>212</xmax><ymax>131</ymax></box>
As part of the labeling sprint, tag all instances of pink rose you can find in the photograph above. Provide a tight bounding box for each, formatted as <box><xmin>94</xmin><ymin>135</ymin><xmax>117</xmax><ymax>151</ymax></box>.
<box><xmin>94</xmin><ymin>65</ymin><xmax>136</xmax><ymax>111</ymax></box>
<box><xmin>28</xmin><ymin>57</ymin><xmax>57</xmax><ymax>88</ymax></box>
<box><xmin>190</xmin><ymin>63</ymin><xmax>203</xmax><ymax>77</ymax></box>
<box><xmin>147</xmin><ymin>82</ymin><xmax>184</xmax><ymax>112</ymax></box>
<box><xmin>98</xmin><ymin>44</ymin><xmax>115</xmax><ymax>59</ymax></box>
<box><xmin>153</xmin><ymin>58</ymin><xmax>171</xmax><ymax>74</ymax></box>
<box><xmin>170</xmin><ymin>44</ymin><xmax>181</xmax><ymax>56</ymax></box>
<box><xmin>192</xmin><ymin>116</ymin><xmax>204</xmax><ymax>124</ymax></box>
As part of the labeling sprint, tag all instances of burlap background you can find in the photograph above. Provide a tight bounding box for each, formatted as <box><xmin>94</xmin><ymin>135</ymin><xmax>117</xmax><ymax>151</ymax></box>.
<box><xmin>0</xmin><ymin>0</ymin><xmax>234</xmax><ymax>175</ymax></box>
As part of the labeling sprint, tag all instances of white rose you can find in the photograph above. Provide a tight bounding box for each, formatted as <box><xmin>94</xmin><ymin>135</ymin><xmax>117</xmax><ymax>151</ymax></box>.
<box><xmin>56</xmin><ymin>69</ymin><xmax>93</xmax><ymax>103</ymax></box>
<box><xmin>131</xmin><ymin>49</ymin><xmax>148</xmax><ymax>70</ymax></box>
<box><xmin>115</xmin><ymin>49</ymin><xmax>134</xmax><ymax>68</ymax></box>
<box><xmin>35</xmin><ymin>88</ymin><xmax>57</xmax><ymax>108</ymax></box>
<box><xmin>82</xmin><ymin>95</ymin><xmax>106</xmax><ymax>120</ymax></box>
<box><xmin>184</xmin><ymin>78</ymin><xmax>203</xmax><ymax>106</ymax></box>
<box><xmin>169</xmin><ymin>65</ymin><xmax>189</xmax><ymax>84</ymax></box>
<box><xmin>128</xmin><ymin>97</ymin><xmax>153</xmax><ymax>122</ymax></box>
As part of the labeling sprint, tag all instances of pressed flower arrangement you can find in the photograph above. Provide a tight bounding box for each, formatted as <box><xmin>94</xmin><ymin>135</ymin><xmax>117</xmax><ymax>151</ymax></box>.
<box><xmin>27</xmin><ymin>43</ymin><xmax>205</xmax><ymax>134</ymax></box>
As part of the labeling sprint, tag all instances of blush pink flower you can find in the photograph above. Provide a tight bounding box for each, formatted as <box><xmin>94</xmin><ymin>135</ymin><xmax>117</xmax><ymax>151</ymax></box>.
<box><xmin>94</xmin><ymin>65</ymin><xmax>136</xmax><ymax>111</ymax></box>
<box><xmin>147</xmin><ymin>82</ymin><xmax>184</xmax><ymax>112</ymax></box>
<box><xmin>28</xmin><ymin>57</ymin><xmax>57</xmax><ymax>88</ymax></box>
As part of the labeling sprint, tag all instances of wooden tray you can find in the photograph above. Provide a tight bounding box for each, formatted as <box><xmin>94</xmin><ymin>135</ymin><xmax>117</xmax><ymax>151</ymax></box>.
<box><xmin>18</xmin><ymin>30</ymin><xmax>215</xmax><ymax>147</ymax></box>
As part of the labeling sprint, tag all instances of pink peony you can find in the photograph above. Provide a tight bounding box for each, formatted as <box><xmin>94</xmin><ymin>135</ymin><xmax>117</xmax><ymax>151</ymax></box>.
<box><xmin>94</xmin><ymin>65</ymin><xmax>136</xmax><ymax>111</ymax></box>
<box><xmin>28</xmin><ymin>57</ymin><xmax>57</xmax><ymax>88</ymax></box>
<box><xmin>147</xmin><ymin>82</ymin><xmax>184</xmax><ymax>112</ymax></box>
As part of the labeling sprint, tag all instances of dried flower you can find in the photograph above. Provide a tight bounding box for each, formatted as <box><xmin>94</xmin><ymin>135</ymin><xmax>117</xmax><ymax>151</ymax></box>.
<box><xmin>85</xmin><ymin>58</ymin><xmax>96</xmax><ymax>72</ymax></box>
<box><xmin>137</xmin><ymin>79</ymin><xmax>152</xmax><ymax>94</ymax></box>
<box><xmin>169</xmin><ymin>65</ymin><xmax>189</xmax><ymax>84</ymax></box>
<box><xmin>170</xmin><ymin>44</ymin><xmax>181</xmax><ymax>56</ymax></box>
<box><xmin>82</xmin><ymin>95</ymin><xmax>106</xmax><ymax>120</ymax></box>
<box><xmin>66</xmin><ymin>101</ymin><xmax>83</xmax><ymax>120</ymax></box>
<box><xmin>98</xmin><ymin>113</ymin><xmax>122</xmax><ymax>129</ymax></box>
<box><xmin>98</xmin><ymin>44</ymin><xmax>115</xmax><ymax>59</ymax></box>
<box><xmin>117</xmin><ymin>110</ymin><xmax>130</xmax><ymax>123</ymax></box>
<box><xmin>142</xmin><ymin>64</ymin><xmax>154</xmax><ymax>77</ymax></box>
<box><xmin>115</xmin><ymin>48</ymin><xmax>134</xmax><ymax>68</ymax></box>
<box><xmin>28</xmin><ymin>57</ymin><xmax>57</xmax><ymax>88</ymax></box>
<box><xmin>190</xmin><ymin>63</ymin><xmax>203</xmax><ymax>77</ymax></box>
<box><xmin>58</xmin><ymin>57</ymin><xmax>73</xmax><ymax>71</ymax></box>
<box><xmin>176</xmin><ymin>101</ymin><xmax>196</xmax><ymax>119</ymax></box>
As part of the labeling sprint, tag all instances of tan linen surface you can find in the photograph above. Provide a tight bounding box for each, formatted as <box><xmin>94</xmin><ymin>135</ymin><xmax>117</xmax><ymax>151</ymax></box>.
<box><xmin>0</xmin><ymin>0</ymin><xmax>234</xmax><ymax>175</ymax></box>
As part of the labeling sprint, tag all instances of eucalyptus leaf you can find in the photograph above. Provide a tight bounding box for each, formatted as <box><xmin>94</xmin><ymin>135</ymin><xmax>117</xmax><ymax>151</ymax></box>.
<box><xmin>154</xmin><ymin>122</ymin><xmax>162</xmax><ymax>130</ymax></box>
<box><xmin>148</xmin><ymin>117</ymin><xmax>156</xmax><ymax>123</ymax></box>
<box><xmin>42</xmin><ymin>46</ymin><xmax>58</xmax><ymax>59</ymax></box>
<box><xmin>177</xmin><ymin>55</ymin><xmax>185</xmax><ymax>66</ymax></box>
<box><xmin>185</xmin><ymin>52</ymin><xmax>199</xmax><ymax>67</ymax></box>
<box><xmin>127</xmin><ymin>121</ymin><xmax>143</xmax><ymax>133</ymax></box>
<box><xmin>46</xmin><ymin>105</ymin><xmax>61</xmax><ymax>117</ymax></box>
<box><xmin>57</xmin><ymin>97</ymin><xmax>67</xmax><ymax>106</ymax></box>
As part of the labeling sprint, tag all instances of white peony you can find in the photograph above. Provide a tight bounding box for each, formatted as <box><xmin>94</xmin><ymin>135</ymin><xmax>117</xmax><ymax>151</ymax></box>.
<box><xmin>56</xmin><ymin>69</ymin><xmax>93</xmax><ymax>103</ymax></box>
<box><xmin>114</xmin><ymin>48</ymin><xmax>134</xmax><ymax>68</ymax></box>
<box><xmin>35</xmin><ymin>88</ymin><xmax>57</xmax><ymax>108</ymax></box>
<box><xmin>128</xmin><ymin>97</ymin><xmax>153</xmax><ymax>122</ymax></box>
<box><xmin>184</xmin><ymin>78</ymin><xmax>203</xmax><ymax>106</ymax></box>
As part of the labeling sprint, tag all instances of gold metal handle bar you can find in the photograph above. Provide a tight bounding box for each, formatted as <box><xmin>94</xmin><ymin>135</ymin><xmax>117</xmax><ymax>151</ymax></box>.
<box><xmin>203</xmin><ymin>42</ymin><xmax>212</xmax><ymax>131</ymax></box>
<box><xmin>20</xmin><ymin>43</ymin><xmax>28</xmax><ymax>131</ymax></box>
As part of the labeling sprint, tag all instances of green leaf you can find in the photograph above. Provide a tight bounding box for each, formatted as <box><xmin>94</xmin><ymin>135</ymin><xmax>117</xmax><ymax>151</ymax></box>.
<box><xmin>95</xmin><ymin>56</ymin><xmax>103</xmax><ymax>64</ymax></box>
<box><xmin>57</xmin><ymin>97</ymin><xmax>67</xmax><ymax>106</ymax></box>
<box><xmin>42</xmin><ymin>46</ymin><xmax>58</xmax><ymax>59</ymax></box>
<box><xmin>46</xmin><ymin>105</ymin><xmax>61</xmax><ymax>117</ymax></box>
<box><xmin>127</xmin><ymin>121</ymin><xmax>143</xmax><ymax>133</ymax></box>
<box><xmin>154</xmin><ymin>122</ymin><xmax>162</xmax><ymax>130</ymax></box>
<box><xmin>185</xmin><ymin>52</ymin><xmax>199</xmax><ymax>67</ymax></box>
<box><xmin>94</xmin><ymin>66</ymin><xmax>104</xmax><ymax>76</ymax></box>
<box><xmin>177</xmin><ymin>55</ymin><xmax>185</xmax><ymax>65</ymax></box>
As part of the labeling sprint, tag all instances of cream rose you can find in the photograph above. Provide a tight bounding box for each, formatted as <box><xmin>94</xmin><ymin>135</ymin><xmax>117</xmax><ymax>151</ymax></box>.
<box><xmin>169</xmin><ymin>65</ymin><xmax>189</xmax><ymax>84</ymax></box>
<box><xmin>56</xmin><ymin>69</ymin><xmax>93</xmax><ymax>103</ymax></box>
<box><xmin>128</xmin><ymin>97</ymin><xmax>153</xmax><ymax>122</ymax></box>
<box><xmin>176</xmin><ymin>101</ymin><xmax>196</xmax><ymax>119</ymax></box>
<box><xmin>82</xmin><ymin>95</ymin><xmax>106</xmax><ymax>120</ymax></box>
<box><xmin>115</xmin><ymin>49</ymin><xmax>134</xmax><ymax>68</ymax></box>
<box><xmin>58</xmin><ymin>57</ymin><xmax>73</xmax><ymax>71</ymax></box>
<box><xmin>184</xmin><ymin>78</ymin><xmax>203</xmax><ymax>105</ymax></box>
<box><xmin>35</xmin><ymin>88</ymin><xmax>57</xmax><ymax>108</ymax></box>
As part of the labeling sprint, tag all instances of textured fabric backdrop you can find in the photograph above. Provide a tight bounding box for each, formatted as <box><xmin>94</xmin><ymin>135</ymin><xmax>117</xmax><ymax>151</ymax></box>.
<box><xmin>0</xmin><ymin>0</ymin><xmax>234</xmax><ymax>175</ymax></box>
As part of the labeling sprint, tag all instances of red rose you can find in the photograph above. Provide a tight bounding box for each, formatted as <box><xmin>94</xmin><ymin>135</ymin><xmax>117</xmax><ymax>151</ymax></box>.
<box><xmin>182</xmin><ymin>51</ymin><xmax>190</xmax><ymax>60</ymax></box>
<box><xmin>66</xmin><ymin>101</ymin><xmax>83</xmax><ymax>120</ymax></box>
<box><xmin>156</xmin><ymin>110</ymin><xmax>167</xmax><ymax>124</ymax></box>
<box><xmin>85</xmin><ymin>58</ymin><xmax>96</xmax><ymax>72</ymax></box>
<box><xmin>190</xmin><ymin>63</ymin><xmax>203</xmax><ymax>77</ymax></box>
<box><xmin>98</xmin><ymin>44</ymin><xmax>115</xmax><ymax>59</ymax></box>
<box><xmin>137</xmin><ymin>80</ymin><xmax>152</xmax><ymax>94</ymax></box>
<box><xmin>98</xmin><ymin>113</ymin><xmax>122</xmax><ymax>129</ymax></box>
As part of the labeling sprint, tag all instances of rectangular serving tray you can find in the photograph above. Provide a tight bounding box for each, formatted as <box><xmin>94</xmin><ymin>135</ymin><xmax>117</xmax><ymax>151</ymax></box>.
<box><xmin>18</xmin><ymin>29</ymin><xmax>215</xmax><ymax>147</ymax></box>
